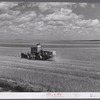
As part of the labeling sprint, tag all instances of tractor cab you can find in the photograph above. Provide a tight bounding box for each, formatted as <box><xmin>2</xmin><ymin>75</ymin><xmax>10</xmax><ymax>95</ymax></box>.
<box><xmin>31</xmin><ymin>43</ymin><xmax>42</xmax><ymax>54</ymax></box>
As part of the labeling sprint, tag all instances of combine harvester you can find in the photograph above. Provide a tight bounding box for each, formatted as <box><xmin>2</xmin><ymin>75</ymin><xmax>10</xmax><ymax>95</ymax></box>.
<box><xmin>21</xmin><ymin>43</ymin><xmax>56</xmax><ymax>60</ymax></box>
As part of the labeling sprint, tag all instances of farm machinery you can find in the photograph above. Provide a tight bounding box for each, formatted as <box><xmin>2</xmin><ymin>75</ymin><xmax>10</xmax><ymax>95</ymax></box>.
<box><xmin>21</xmin><ymin>43</ymin><xmax>56</xmax><ymax>60</ymax></box>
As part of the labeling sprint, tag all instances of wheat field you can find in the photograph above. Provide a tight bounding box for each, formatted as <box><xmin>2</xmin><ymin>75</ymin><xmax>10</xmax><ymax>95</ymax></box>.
<box><xmin>0</xmin><ymin>43</ymin><xmax>100</xmax><ymax>92</ymax></box>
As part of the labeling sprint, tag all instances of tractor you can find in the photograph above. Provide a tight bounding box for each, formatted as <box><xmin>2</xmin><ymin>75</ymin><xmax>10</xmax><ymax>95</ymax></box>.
<box><xmin>21</xmin><ymin>43</ymin><xmax>56</xmax><ymax>60</ymax></box>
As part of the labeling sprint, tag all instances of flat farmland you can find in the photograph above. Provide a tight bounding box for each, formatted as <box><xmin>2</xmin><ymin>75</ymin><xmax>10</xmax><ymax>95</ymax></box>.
<box><xmin>0</xmin><ymin>42</ymin><xmax>100</xmax><ymax>92</ymax></box>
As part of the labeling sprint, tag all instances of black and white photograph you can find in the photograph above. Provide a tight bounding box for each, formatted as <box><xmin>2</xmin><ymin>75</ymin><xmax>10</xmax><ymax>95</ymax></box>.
<box><xmin>0</xmin><ymin>1</ymin><xmax>100</xmax><ymax>95</ymax></box>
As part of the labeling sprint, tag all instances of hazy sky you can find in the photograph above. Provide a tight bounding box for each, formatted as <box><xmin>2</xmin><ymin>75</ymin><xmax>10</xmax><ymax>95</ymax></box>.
<box><xmin>0</xmin><ymin>2</ymin><xmax>100</xmax><ymax>40</ymax></box>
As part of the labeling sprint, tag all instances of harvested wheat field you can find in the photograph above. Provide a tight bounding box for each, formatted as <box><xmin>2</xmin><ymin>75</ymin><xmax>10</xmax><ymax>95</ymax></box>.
<box><xmin>0</xmin><ymin>42</ymin><xmax>100</xmax><ymax>92</ymax></box>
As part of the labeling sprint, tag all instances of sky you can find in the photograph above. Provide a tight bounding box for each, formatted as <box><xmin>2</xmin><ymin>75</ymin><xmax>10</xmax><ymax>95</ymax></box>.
<box><xmin>0</xmin><ymin>2</ymin><xmax>100</xmax><ymax>40</ymax></box>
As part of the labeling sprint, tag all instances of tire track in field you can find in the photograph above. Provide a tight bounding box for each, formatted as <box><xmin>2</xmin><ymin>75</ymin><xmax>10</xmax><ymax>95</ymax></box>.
<box><xmin>0</xmin><ymin>56</ymin><xmax>100</xmax><ymax>75</ymax></box>
<box><xmin>0</xmin><ymin>56</ymin><xmax>100</xmax><ymax>81</ymax></box>
<box><xmin>0</xmin><ymin>57</ymin><xmax>100</xmax><ymax>75</ymax></box>
<box><xmin>0</xmin><ymin>55</ymin><xmax>100</xmax><ymax>68</ymax></box>
<box><xmin>0</xmin><ymin>55</ymin><xmax>100</xmax><ymax>70</ymax></box>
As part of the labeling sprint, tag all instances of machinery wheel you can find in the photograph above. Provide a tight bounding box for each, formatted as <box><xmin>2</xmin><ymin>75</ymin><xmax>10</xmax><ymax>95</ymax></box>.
<box><xmin>21</xmin><ymin>53</ymin><xmax>24</xmax><ymax>58</ymax></box>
